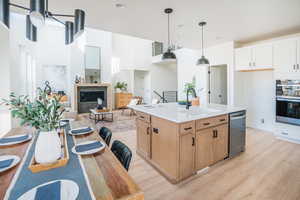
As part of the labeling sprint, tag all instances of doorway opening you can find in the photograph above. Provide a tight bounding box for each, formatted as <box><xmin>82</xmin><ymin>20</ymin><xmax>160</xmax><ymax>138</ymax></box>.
<box><xmin>209</xmin><ymin>64</ymin><xmax>228</xmax><ymax>105</ymax></box>
<box><xmin>133</xmin><ymin>70</ymin><xmax>151</xmax><ymax>104</ymax></box>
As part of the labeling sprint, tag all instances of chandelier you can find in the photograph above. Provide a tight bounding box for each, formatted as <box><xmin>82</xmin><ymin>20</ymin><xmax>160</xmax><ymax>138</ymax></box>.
<box><xmin>0</xmin><ymin>0</ymin><xmax>86</xmax><ymax>45</ymax></box>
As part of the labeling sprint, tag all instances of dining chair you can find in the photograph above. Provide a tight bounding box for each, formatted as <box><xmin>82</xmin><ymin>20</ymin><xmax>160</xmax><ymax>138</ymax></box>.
<box><xmin>98</xmin><ymin>127</ymin><xmax>112</xmax><ymax>146</ymax></box>
<box><xmin>111</xmin><ymin>140</ymin><xmax>132</xmax><ymax>171</ymax></box>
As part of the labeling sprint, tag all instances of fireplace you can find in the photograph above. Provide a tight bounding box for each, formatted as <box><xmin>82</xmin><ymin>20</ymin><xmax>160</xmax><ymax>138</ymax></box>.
<box><xmin>74</xmin><ymin>84</ymin><xmax>112</xmax><ymax>114</ymax></box>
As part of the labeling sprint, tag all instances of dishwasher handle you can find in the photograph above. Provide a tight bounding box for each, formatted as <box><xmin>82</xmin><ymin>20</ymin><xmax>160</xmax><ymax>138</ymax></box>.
<box><xmin>230</xmin><ymin>115</ymin><xmax>246</xmax><ymax>120</ymax></box>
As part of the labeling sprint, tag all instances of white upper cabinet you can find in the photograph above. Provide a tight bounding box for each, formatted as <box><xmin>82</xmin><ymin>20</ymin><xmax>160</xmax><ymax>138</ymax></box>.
<box><xmin>235</xmin><ymin>47</ymin><xmax>252</xmax><ymax>71</ymax></box>
<box><xmin>273</xmin><ymin>38</ymin><xmax>298</xmax><ymax>74</ymax></box>
<box><xmin>235</xmin><ymin>43</ymin><xmax>273</xmax><ymax>71</ymax></box>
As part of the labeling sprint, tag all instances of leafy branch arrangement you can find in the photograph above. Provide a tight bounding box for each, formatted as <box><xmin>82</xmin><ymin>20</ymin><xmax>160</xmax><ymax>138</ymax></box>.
<box><xmin>114</xmin><ymin>81</ymin><xmax>128</xmax><ymax>92</ymax></box>
<box><xmin>1</xmin><ymin>88</ymin><xmax>65</xmax><ymax>132</ymax></box>
<box><xmin>184</xmin><ymin>76</ymin><xmax>196</xmax><ymax>95</ymax></box>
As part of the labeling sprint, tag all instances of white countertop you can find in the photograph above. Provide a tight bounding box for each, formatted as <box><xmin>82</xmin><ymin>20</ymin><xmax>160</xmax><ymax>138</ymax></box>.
<box><xmin>128</xmin><ymin>103</ymin><xmax>246</xmax><ymax>123</ymax></box>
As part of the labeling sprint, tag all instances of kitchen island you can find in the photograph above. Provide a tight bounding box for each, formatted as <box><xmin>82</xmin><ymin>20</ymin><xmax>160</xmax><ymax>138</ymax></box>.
<box><xmin>129</xmin><ymin>103</ymin><xmax>245</xmax><ymax>183</ymax></box>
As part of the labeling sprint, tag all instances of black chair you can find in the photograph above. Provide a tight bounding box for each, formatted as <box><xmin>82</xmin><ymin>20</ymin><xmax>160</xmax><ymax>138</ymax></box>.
<box><xmin>111</xmin><ymin>140</ymin><xmax>132</xmax><ymax>171</ymax></box>
<box><xmin>98</xmin><ymin>127</ymin><xmax>112</xmax><ymax>146</ymax></box>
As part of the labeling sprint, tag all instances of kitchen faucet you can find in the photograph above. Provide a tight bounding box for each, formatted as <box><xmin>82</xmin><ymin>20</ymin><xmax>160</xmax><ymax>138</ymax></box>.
<box><xmin>186</xmin><ymin>88</ymin><xmax>197</xmax><ymax>110</ymax></box>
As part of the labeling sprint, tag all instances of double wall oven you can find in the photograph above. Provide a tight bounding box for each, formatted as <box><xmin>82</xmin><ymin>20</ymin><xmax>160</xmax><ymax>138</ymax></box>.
<box><xmin>276</xmin><ymin>80</ymin><xmax>300</xmax><ymax>126</ymax></box>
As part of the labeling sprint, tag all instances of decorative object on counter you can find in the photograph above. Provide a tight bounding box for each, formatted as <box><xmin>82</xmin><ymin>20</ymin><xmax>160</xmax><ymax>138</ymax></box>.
<box><xmin>1</xmin><ymin>0</ymin><xmax>86</xmax><ymax>45</ymax></box>
<box><xmin>114</xmin><ymin>81</ymin><xmax>128</xmax><ymax>93</ymax></box>
<box><xmin>0</xmin><ymin>155</ymin><xmax>20</xmax><ymax>173</ymax></box>
<box><xmin>1</xmin><ymin>88</ymin><xmax>65</xmax><ymax>164</ymax></box>
<box><xmin>69</xmin><ymin>127</ymin><xmax>94</xmax><ymax>135</ymax></box>
<box><xmin>197</xmin><ymin>21</ymin><xmax>210</xmax><ymax>66</ymax></box>
<box><xmin>28</xmin><ymin>129</ymin><xmax>69</xmax><ymax>173</ymax></box>
<box><xmin>17</xmin><ymin>180</ymin><xmax>79</xmax><ymax>200</ymax></box>
<box><xmin>75</xmin><ymin>75</ymin><xmax>80</xmax><ymax>84</ymax></box>
<box><xmin>162</xmin><ymin>8</ymin><xmax>177</xmax><ymax>60</ymax></box>
<box><xmin>0</xmin><ymin>134</ymin><xmax>32</xmax><ymax>146</ymax></box>
<box><xmin>72</xmin><ymin>140</ymin><xmax>105</xmax><ymax>155</ymax></box>
<box><xmin>191</xmin><ymin>97</ymin><xmax>200</xmax><ymax>106</ymax></box>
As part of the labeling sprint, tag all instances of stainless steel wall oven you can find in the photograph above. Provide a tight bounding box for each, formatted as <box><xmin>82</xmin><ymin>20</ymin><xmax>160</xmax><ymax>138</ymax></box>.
<box><xmin>276</xmin><ymin>80</ymin><xmax>300</xmax><ymax>126</ymax></box>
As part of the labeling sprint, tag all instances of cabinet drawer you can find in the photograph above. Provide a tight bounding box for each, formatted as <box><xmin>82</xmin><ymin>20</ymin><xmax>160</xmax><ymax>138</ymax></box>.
<box><xmin>180</xmin><ymin>121</ymin><xmax>195</xmax><ymax>135</ymax></box>
<box><xmin>136</xmin><ymin>111</ymin><xmax>151</xmax><ymax>123</ymax></box>
<box><xmin>196</xmin><ymin>115</ymin><xmax>228</xmax><ymax>130</ymax></box>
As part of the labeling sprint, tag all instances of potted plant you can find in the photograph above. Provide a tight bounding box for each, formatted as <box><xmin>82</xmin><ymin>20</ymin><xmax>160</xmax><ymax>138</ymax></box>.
<box><xmin>1</xmin><ymin>88</ymin><xmax>65</xmax><ymax>164</ymax></box>
<box><xmin>114</xmin><ymin>81</ymin><xmax>128</xmax><ymax>93</ymax></box>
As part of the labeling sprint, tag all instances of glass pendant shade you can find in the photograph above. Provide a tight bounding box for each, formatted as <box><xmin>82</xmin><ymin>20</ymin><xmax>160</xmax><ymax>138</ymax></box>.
<box><xmin>162</xmin><ymin>49</ymin><xmax>176</xmax><ymax>60</ymax></box>
<box><xmin>65</xmin><ymin>21</ymin><xmax>74</xmax><ymax>45</ymax></box>
<box><xmin>197</xmin><ymin>55</ymin><xmax>209</xmax><ymax>66</ymax></box>
<box><xmin>74</xmin><ymin>9</ymin><xmax>85</xmax><ymax>39</ymax></box>
<box><xmin>30</xmin><ymin>0</ymin><xmax>45</xmax><ymax>28</ymax></box>
<box><xmin>26</xmin><ymin>15</ymin><xmax>37</xmax><ymax>42</ymax></box>
<box><xmin>0</xmin><ymin>0</ymin><xmax>9</xmax><ymax>28</ymax></box>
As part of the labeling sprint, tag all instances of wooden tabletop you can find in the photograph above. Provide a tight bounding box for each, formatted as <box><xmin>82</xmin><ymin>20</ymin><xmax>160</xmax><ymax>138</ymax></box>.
<box><xmin>70</xmin><ymin>117</ymin><xmax>144</xmax><ymax>200</ymax></box>
<box><xmin>0</xmin><ymin>117</ymin><xmax>144</xmax><ymax>200</ymax></box>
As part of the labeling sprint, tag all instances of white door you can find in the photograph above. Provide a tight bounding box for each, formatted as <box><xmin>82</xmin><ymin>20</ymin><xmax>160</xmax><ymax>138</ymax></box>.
<box><xmin>273</xmin><ymin>38</ymin><xmax>297</xmax><ymax>73</ymax></box>
<box><xmin>252</xmin><ymin>43</ymin><xmax>273</xmax><ymax>69</ymax></box>
<box><xmin>210</xmin><ymin>65</ymin><xmax>227</xmax><ymax>105</ymax></box>
<box><xmin>235</xmin><ymin>47</ymin><xmax>252</xmax><ymax>71</ymax></box>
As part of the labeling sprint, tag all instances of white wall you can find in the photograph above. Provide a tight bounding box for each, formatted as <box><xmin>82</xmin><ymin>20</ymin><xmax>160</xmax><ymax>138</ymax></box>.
<box><xmin>0</xmin><ymin>24</ymin><xmax>12</xmax><ymax>136</ymax></box>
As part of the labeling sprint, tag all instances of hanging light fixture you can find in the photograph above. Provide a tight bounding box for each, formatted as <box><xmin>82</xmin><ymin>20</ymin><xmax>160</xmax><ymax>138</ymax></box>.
<box><xmin>0</xmin><ymin>0</ymin><xmax>9</xmax><ymax>28</ymax></box>
<box><xmin>26</xmin><ymin>15</ymin><xmax>37</xmax><ymax>41</ymax></box>
<box><xmin>65</xmin><ymin>21</ymin><xmax>74</xmax><ymax>45</ymax></box>
<box><xmin>196</xmin><ymin>21</ymin><xmax>209</xmax><ymax>66</ymax></box>
<box><xmin>29</xmin><ymin>0</ymin><xmax>45</xmax><ymax>28</ymax></box>
<box><xmin>162</xmin><ymin>8</ymin><xmax>176</xmax><ymax>60</ymax></box>
<box><xmin>74</xmin><ymin>9</ymin><xmax>85</xmax><ymax>39</ymax></box>
<box><xmin>4</xmin><ymin>0</ymin><xmax>86</xmax><ymax>44</ymax></box>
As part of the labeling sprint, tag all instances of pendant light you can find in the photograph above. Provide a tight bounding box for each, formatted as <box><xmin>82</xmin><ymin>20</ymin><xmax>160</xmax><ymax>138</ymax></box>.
<box><xmin>29</xmin><ymin>0</ymin><xmax>45</xmax><ymax>28</ymax></box>
<box><xmin>162</xmin><ymin>8</ymin><xmax>176</xmax><ymax>60</ymax></box>
<box><xmin>74</xmin><ymin>9</ymin><xmax>85</xmax><ymax>39</ymax></box>
<box><xmin>0</xmin><ymin>0</ymin><xmax>10</xmax><ymax>28</ymax></box>
<box><xmin>65</xmin><ymin>21</ymin><xmax>74</xmax><ymax>45</ymax></box>
<box><xmin>26</xmin><ymin>15</ymin><xmax>37</xmax><ymax>41</ymax></box>
<box><xmin>196</xmin><ymin>22</ymin><xmax>209</xmax><ymax>66</ymax></box>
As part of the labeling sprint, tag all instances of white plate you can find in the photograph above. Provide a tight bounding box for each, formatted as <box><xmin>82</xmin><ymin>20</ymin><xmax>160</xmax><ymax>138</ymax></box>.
<box><xmin>18</xmin><ymin>179</ymin><xmax>79</xmax><ymax>200</ymax></box>
<box><xmin>0</xmin><ymin>134</ymin><xmax>32</xmax><ymax>146</ymax></box>
<box><xmin>0</xmin><ymin>155</ymin><xmax>20</xmax><ymax>173</ymax></box>
<box><xmin>68</xmin><ymin>127</ymin><xmax>94</xmax><ymax>136</ymax></box>
<box><xmin>72</xmin><ymin>140</ymin><xmax>105</xmax><ymax>155</ymax></box>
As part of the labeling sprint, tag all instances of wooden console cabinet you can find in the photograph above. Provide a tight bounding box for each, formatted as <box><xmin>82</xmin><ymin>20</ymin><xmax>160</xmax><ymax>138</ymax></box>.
<box><xmin>136</xmin><ymin>111</ymin><xmax>229</xmax><ymax>183</ymax></box>
<box><xmin>115</xmin><ymin>93</ymin><xmax>133</xmax><ymax>109</ymax></box>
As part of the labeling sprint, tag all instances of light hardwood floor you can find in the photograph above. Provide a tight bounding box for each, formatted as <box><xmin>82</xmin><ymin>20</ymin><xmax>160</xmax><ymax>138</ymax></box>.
<box><xmin>110</xmin><ymin>127</ymin><xmax>300</xmax><ymax>200</ymax></box>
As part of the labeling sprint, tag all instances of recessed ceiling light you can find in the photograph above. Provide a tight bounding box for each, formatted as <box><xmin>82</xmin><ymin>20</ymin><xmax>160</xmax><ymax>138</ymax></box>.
<box><xmin>115</xmin><ymin>3</ymin><xmax>126</xmax><ymax>8</ymax></box>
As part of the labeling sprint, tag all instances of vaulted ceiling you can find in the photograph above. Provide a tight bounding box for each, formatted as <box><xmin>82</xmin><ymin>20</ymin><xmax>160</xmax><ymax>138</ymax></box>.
<box><xmin>13</xmin><ymin>0</ymin><xmax>300</xmax><ymax>49</ymax></box>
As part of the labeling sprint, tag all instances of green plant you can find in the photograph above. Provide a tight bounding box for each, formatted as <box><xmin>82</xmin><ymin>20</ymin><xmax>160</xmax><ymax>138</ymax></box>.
<box><xmin>114</xmin><ymin>81</ymin><xmax>128</xmax><ymax>92</ymax></box>
<box><xmin>1</xmin><ymin>88</ymin><xmax>65</xmax><ymax>131</ymax></box>
<box><xmin>184</xmin><ymin>76</ymin><xmax>196</xmax><ymax>95</ymax></box>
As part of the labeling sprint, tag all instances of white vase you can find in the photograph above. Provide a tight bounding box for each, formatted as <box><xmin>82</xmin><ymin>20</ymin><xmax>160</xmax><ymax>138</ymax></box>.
<box><xmin>34</xmin><ymin>130</ymin><xmax>62</xmax><ymax>164</ymax></box>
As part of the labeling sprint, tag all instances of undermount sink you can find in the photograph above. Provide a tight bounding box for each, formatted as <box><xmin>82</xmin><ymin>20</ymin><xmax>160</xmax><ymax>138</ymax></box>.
<box><xmin>179</xmin><ymin>108</ymin><xmax>221</xmax><ymax>115</ymax></box>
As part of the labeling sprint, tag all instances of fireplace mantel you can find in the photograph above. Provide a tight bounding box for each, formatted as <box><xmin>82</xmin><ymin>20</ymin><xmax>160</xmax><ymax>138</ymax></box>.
<box><xmin>73</xmin><ymin>83</ymin><xmax>112</xmax><ymax>113</ymax></box>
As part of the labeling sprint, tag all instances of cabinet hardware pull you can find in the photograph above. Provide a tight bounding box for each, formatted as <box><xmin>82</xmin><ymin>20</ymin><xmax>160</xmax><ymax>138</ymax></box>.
<box><xmin>140</xmin><ymin>116</ymin><xmax>145</xmax><ymax>119</ymax></box>
<box><xmin>213</xmin><ymin>130</ymin><xmax>216</xmax><ymax>138</ymax></box>
<box><xmin>147</xmin><ymin>127</ymin><xmax>150</xmax><ymax>135</ymax></box>
<box><xmin>219</xmin><ymin>119</ymin><xmax>226</xmax><ymax>122</ymax></box>
<box><xmin>216</xmin><ymin>130</ymin><xmax>218</xmax><ymax>138</ymax></box>
<box><xmin>184</xmin><ymin>127</ymin><xmax>192</xmax><ymax>131</ymax></box>
<box><xmin>203</xmin><ymin>122</ymin><xmax>210</xmax><ymax>126</ymax></box>
<box><xmin>192</xmin><ymin>137</ymin><xmax>195</xmax><ymax>146</ymax></box>
<box><xmin>153</xmin><ymin>128</ymin><xmax>159</xmax><ymax>134</ymax></box>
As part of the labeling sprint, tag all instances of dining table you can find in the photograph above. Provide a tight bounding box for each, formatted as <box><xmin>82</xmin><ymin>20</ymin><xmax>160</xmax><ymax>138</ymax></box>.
<box><xmin>0</xmin><ymin>115</ymin><xmax>144</xmax><ymax>200</ymax></box>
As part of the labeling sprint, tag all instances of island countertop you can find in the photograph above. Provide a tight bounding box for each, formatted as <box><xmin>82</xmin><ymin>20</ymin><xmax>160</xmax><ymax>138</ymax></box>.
<box><xmin>129</xmin><ymin>103</ymin><xmax>245</xmax><ymax>123</ymax></box>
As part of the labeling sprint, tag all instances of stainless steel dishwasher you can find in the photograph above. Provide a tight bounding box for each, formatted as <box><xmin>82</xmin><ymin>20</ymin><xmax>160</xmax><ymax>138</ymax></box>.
<box><xmin>229</xmin><ymin>111</ymin><xmax>246</xmax><ymax>158</ymax></box>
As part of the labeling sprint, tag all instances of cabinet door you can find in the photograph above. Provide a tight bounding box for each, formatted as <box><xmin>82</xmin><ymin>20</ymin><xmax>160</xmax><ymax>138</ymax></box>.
<box><xmin>273</xmin><ymin>38</ymin><xmax>297</xmax><ymax>73</ymax></box>
<box><xmin>136</xmin><ymin>119</ymin><xmax>151</xmax><ymax>158</ymax></box>
<box><xmin>195</xmin><ymin>128</ymin><xmax>214</xmax><ymax>171</ymax></box>
<box><xmin>213</xmin><ymin>124</ymin><xmax>229</xmax><ymax>163</ymax></box>
<box><xmin>151</xmin><ymin>117</ymin><xmax>179</xmax><ymax>179</ymax></box>
<box><xmin>297</xmin><ymin>39</ymin><xmax>300</xmax><ymax>72</ymax></box>
<box><xmin>235</xmin><ymin>47</ymin><xmax>252</xmax><ymax>71</ymax></box>
<box><xmin>252</xmin><ymin>44</ymin><xmax>273</xmax><ymax>69</ymax></box>
<box><xmin>179</xmin><ymin>133</ymin><xmax>195</xmax><ymax>180</ymax></box>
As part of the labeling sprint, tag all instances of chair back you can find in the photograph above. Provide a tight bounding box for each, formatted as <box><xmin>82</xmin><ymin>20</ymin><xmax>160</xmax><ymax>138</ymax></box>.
<box><xmin>111</xmin><ymin>140</ymin><xmax>132</xmax><ymax>171</ymax></box>
<box><xmin>99</xmin><ymin>127</ymin><xmax>112</xmax><ymax>146</ymax></box>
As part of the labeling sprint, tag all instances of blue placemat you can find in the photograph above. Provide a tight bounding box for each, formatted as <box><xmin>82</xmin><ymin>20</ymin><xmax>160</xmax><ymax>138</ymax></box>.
<box><xmin>70</xmin><ymin>127</ymin><xmax>93</xmax><ymax>135</ymax></box>
<box><xmin>0</xmin><ymin>159</ymin><xmax>14</xmax><ymax>169</ymax></box>
<box><xmin>35</xmin><ymin>181</ymin><xmax>61</xmax><ymax>200</ymax></box>
<box><xmin>7</xmin><ymin>124</ymin><xmax>93</xmax><ymax>200</ymax></box>
<box><xmin>75</xmin><ymin>141</ymin><xmax>103</xmax><ymax>153</ymax></box>
<box><xmin>0</xmin><ymin>135</ymin><xmax>29</xmax><ymax>144</ymax></box>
